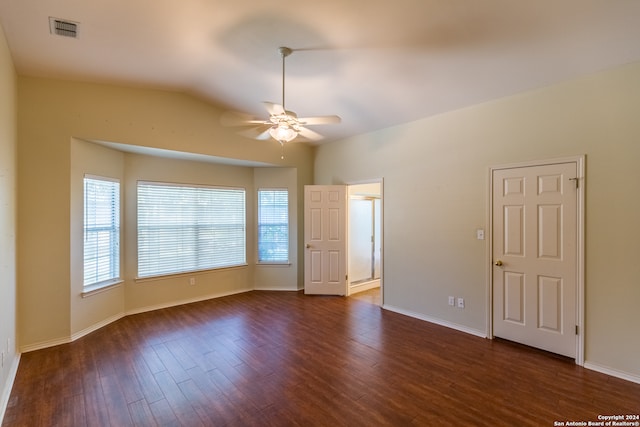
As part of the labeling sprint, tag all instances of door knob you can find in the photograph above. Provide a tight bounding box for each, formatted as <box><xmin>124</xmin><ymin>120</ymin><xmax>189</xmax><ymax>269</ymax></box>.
<box><xmin>494</xmin><ymin>260</ymin><xmax>503</xmax><ymax>266</ymax></box>
<box><xmin>306</xmin><ymin>243</ymin><xmax>311</xmax><ymax>249</ymax></box>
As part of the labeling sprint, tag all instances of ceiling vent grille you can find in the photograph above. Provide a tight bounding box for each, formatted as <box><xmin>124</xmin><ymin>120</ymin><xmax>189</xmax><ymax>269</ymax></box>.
<box><xmin>49</xmin><ymin>17</ymin><xmax>79</xmax><ymax>38</ymax></box>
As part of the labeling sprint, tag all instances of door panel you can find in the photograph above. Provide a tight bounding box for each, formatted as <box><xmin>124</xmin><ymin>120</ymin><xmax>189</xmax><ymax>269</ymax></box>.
<box><xmin>493</xmin><ymin>162</ymin><xmax>577</xmax><ymax>358</ymax></box>
<box><xmin>538</xmin><ymin>275</ymin><xmax>562</xmax><ymax>332</ymax></box>
<box><xmin>503</xmin><ymin>272</ymin><xmax>525</xmax><ymax>324</ymax></box>
<box><xmin>304</xmin><ymin>185</ymin><xmax>347</xmax><ymax>295</ymax></box>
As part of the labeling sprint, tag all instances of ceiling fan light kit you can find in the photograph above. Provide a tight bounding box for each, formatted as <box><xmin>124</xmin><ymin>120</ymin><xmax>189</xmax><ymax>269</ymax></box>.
<box><xmin>269</xmin><ymin>123</ymin><xmax>298</xmax><ymax>143</ymax></box>
<box><xmin>225</xmin><ymin>46</ymin><xmax>341</xmax><ymax>159</ymax></box>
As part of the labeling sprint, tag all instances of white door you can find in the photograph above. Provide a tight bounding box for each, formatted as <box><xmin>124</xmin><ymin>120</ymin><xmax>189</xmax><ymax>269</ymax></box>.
<box><xmin>492</xmin><ymin>162</ymin><xmax>578</xmax><ymax>357</ymax></box>
<box><xmin>304</xmin><ymin>185</ymin><xmax>347</xmax><ymax>295</ymax></box>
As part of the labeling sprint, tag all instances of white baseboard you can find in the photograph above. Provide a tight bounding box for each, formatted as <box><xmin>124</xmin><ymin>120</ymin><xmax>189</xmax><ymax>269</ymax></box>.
<box><xmin>349</xmin><ymin>280</ymin><xmax>380</xmax><ymax>295</ymax></box>
<box><xmin>70</xmin><ymin>313</ymin><xmax>125</xmax><ymax>342</ymax></box>
<box><xmin>20</xmin><ymin>336</ymin><xmax>71</xmax><ymax>353</ymax></box>
<box><xmin>382</xmin><ymin>304</ymin><xmax>487</xmax><ymax>339</ymax></box>
<box><xmin>584</xmin><ymin>361</ymin><xmax>640</xmax><ymax>385</ymax></box>
<box><xmin>383</xmin><ymin>305</ymin><xmax>640</xmax><ymax>385</ymax></box>
<box><xmin>0</xmin><ymin>353</ymin><xmax>21</xmax><ymax>425</ymax></box>
<box><xmin>125</xmin><ymin>288</ymin><xmax>253</xmax><ymax>316</ymax></box>
<box><xmin>253</xmin><ymin>287</ymin><xmax>300</xmax><ymax>292</ymax></box>
<box><xmin>20</xmin><ymin>288</ymin><xmax>254</xmax><ymax>353</ymax></box>
<box><xmin>20</xmin><ymin>314</ymin><xmax>126</xmax><ymax>353</ymax></box>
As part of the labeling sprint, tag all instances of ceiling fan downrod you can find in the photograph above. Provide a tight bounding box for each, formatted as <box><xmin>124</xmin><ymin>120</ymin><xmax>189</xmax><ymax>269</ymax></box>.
<box><xmin>278</xmin><ymin>47</ymin><xmax>292</xmax><ymax>112</ymax></box>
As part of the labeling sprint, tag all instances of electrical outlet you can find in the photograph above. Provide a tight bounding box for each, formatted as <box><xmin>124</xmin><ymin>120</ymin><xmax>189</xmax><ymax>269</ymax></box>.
<box><xmin>189</xmin><ymin>277</ymin><xmax>196</xmax><ymax>285</ymax></box>
<box><xmin>448</xmin><ymin>296</ymin><xmax>455</xmax><ymax>306</ymax></box>
<box><xmin>457</xmin><ymin>298</ymin><xmax>465</xmax><ymax>308</ymax></box>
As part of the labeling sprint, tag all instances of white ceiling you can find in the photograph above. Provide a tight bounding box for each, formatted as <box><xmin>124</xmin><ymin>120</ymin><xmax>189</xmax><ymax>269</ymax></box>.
<box><xmin>2</xmin><ymin>0</ymin><xmax>640</xmax><ymax>144</ymax></box>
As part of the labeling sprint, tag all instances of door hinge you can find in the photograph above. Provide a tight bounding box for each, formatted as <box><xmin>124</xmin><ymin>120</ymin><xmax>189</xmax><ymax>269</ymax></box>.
<box><xmin>575</xmin><ymin>325</ymin><xmax>579</xmax><ymax>335</ymax></box>
<box><xmin>569</xmin><ymin>177</ymin><xmax>579</xmax><ymax>189</ymax></box>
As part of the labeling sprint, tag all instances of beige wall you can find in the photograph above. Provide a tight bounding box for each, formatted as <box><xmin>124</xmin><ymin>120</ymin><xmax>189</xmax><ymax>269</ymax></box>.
<box><xmin>315</xmin><ymin>61</ymin><xmax>640</xmax><ymax>380</ymax></box>
<box><xmin>253</xmin><ymin>167</ymin><xmax>301</xmax><ymax>290</ymax></box>
<box><xmin>122</xmin><ymin>153</ymin><xmax>256</xmax><ymax>313</ymax></box>
<box><xmin>0</xmin><ymin>23</ymin><xmax>18</xmax><ymax>416</ymax></box>
<box><xmin>70</xmin><ymin>139</ymin><xmax>126</xmax><ymax>338</ymax></box>
<box><xmin>18</xmin><ymin>76</ymin><xmax>314</xmax><ymax>350</ymax></box>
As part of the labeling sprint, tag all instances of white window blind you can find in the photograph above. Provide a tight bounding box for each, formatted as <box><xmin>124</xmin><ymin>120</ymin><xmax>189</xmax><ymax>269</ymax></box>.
<box><xmin>84</xmin><ymin>176</ymin><xmax>120</xmax><ymax>287</ymax></box>
<box><xmin>257</xmin><ymin>189</ymin><xmax>289</xmax><ymax>263</ymax></box>
<box><xmin>137</xmin><ymin>182</ymin><xmax>246</xmax><ymax>278</ymax></box>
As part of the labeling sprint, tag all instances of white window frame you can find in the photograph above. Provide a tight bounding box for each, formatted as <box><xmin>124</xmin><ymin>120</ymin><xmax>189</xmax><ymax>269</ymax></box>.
<box><xmin>257</xmin><ymin>188</ymin><xmax>289</xmax><ymax>264</ymax></box>
<box><xmin>137</xmin><ymin>181</ymin><xmax>247</xmax><ymax>279</ymax></box>
<box><xmin>83</xmin><ymin>174</ymin><xmax>121</xmax><ymax>290</ymax></box>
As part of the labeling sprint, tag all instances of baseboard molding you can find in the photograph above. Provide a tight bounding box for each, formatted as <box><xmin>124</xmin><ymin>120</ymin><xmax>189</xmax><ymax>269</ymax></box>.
<box><xmin>253</xmin><ymin>287</ymin><xmax>300</xmax><ymax>292</ymax></box>
<box><xmin>0</xmin><ymin>353</ymin><xmax>21</xmax><ymax>425</ymax></box>
<box><xmin>382</xmin><ymin>304</ymin><xmax>487</xmax><ymax>339</ymax></box>
<box><xmin>70</xmin><ymin>313</ymin><xmax>126</xmax><ymax>342</ymax></box>
<box><xmin>584</xmin><ymin>361</ymin><xmax>640</xmax><ymax>385</ymax></box>
<box><xmin>20</xmin><ymin>336</ymin><xmax>71</xmax><ymax>353</ymax></box>
<box><xmin>349</xmin><ymin>280</ymin><xmax>380</xmax><ymax>294</ymax></box>
<box><xmin>125</xmin><ymin>288</ymin><xmax>253</xmax><ymax>316</ymax></box>
<box><xmin>382</xmin><ymin>304</ymin><xmax>640</xmax><ymax>385</ymax></box>
<box><xmin>20</xmin><ymin>288</ymin><xmax>254</xmax><ymax>353</ymax></box>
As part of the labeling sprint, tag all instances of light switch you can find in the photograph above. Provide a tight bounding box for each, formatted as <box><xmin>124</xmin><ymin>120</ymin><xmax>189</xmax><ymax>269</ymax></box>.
<box><xmin>476</xmin><ymin>229</ymin><xmax>485</xmax><ymax>240</ymax></box>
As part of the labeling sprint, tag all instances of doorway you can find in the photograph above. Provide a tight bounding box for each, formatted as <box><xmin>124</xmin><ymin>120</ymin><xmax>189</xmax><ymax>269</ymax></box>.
<box><xmin>302</xmin><ymin>182</ymin><xmax>383</xmax><ymax>304</ymax></box>
<box><xmin>490</xmin><ymin>156</ymin><xmax>584</xmax><ymax>363</ymax></box>
<box><xmin>348</xmin><ymin>182</ymin><xmax>382</xmax><ymax>305</ymax></box>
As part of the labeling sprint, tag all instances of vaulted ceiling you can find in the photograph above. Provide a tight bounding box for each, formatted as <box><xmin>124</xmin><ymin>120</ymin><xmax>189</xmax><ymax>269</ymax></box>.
<box><xmin>2</xmin><ymin>0</ymin><xmax>640</xmax><ymax>143</ymax></box>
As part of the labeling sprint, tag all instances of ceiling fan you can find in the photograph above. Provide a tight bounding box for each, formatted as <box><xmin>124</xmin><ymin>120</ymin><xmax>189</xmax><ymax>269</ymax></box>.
<box><xmin>222</xmin><ymin>46</ymin><xmax>341</xmax><ymax>158</ymax></box>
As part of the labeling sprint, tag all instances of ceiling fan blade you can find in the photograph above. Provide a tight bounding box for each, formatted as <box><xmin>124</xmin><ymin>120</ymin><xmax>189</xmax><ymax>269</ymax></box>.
<box><xmin>263</xmin><ymin>102</ymin><xmax>285</xmax><ymax>116</ymax></box>
<box><xmin>220</xmin><ymin>111</ymin><xmax>266</xmax><ymax>127</ymax></box>
<box><xmin>297</xmin><ymin>126</ymin><xmax>324</xmax><ymax>141</ymax></box>
<box><xmin>239</xmin><ymin>125</ymin><xmax>272</xmax><ymax>140</ymax></box>
<box><xmin>297</xmin><ymin>115</ymin><xmax>341</xmax><ymax>125</ymax></box>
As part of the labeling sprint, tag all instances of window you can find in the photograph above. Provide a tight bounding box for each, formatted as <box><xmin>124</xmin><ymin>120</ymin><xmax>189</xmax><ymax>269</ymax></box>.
<box><xmin>84</xmin><ymin>176</ymin><xmax>120</xmax><ymax>287</ymax></box>
<box><xmin>257</xmin><ymin>189</ymin><xmax>289</xmax><ymax>263</ymax></box>
<box><xmin>137</xmin><ymin>182</ymin><xmax>246</xmax><ymax>278</ymax></box>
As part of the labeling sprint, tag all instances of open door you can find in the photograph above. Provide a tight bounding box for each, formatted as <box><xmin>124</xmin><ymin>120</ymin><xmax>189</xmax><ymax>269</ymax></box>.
<box><xmin>304</xmin><ymin>185</ymin><xmax>347</xmax><ymax>295</ymax></box>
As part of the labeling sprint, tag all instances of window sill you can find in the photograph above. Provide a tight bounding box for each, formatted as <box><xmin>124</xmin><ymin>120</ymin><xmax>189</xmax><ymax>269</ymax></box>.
<box><xmin>82</xmin><ymin>280</ymin><xmax>123</xmax><ymax>298</ymax></box>
<box><xmin>257</xmin><ymin>262</ymin><xmax>291</xmax><ymax>267</ymax></box>
<box><xmin>135</xmin><ymin>264</ymin><xmax>249</xmax><ymax>283</ymax></box>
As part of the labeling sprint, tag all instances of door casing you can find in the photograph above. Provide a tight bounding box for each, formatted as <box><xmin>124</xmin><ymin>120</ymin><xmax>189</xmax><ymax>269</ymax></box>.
<box><xmin>487</xmin><ymin>156</ymin><xmax>585</xmax><ymax>365</ymax></box>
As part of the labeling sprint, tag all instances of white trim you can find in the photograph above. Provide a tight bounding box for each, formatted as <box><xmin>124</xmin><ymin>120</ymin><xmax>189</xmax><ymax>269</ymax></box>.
<box><xmin>125</xmin><ymin>288</ymin><xmax>252</xmax><ymax>316</ymax></box>
<box><xmin>584</xmin><ymin>362</ymin><xmax>640</xmax><ymax>385</ymax></box>
<box><xmin>84</xmin><ymin>173</ymin><xmax>120</xmax><ymax>183</ymax></box>
<box><xmin>0</xmin><ymin>353</ymin><xmax>20</xmax><ymax>425</ymax></box>
<box><xmin>137</xmin><ymin>179</ymin><xmax>245</xmax><ymax>191</ymax></box>
<box><xmin>20</xmin><ymin>289</ymin><xmax>253</xmax><ymax>352</ymax></box>
<box><xmin>256</xmin><ymin>188</ymin><xmax>290</xmax><ymax>264</ymax></box>
<box><xmin>81</xmin><ymin>280</ymin><xmax>123</xmax><ymax>298</ymax></box>
<box><xmin>487</xmin><ymin>155</ymin><xmax>586</xmax><ymax>365</ymax></box>
<box><xmin>21</xmin><ymin>314</ymin><xmax>125</xmax><ymax>352</ymax></box>
<box><xmin>382</xmin><ymin>304</ymin><xmax>487</xmax><ymax>338</ymax></box>
<box><xmin>135</xmin><ymin>264</ymin><xmax>249</xmax><ymax>283</ymax></box>
<box><xmin>345</xmin><ymin>178</ymin><xmax>384</xmax><ymax>304</ymax></box>
<box><xmin>20</xmin><ymin>336</ymin><xmax>71</xmax><ymax>353</ymax></box>
<box><xmin>488</xmin><ymin>155</ymin><xmax>585</xmax><ymax>171</ymax></box>
<box><xmin>70</xmin><ymin>313</ymin><xmax>125</xmax><ymax>342</ymax></box>
<box><xmin>575</xmin><ymin>157</ymin><xmax>586</xmax><ymax>366</ymax></box>
<box><xmin>350</xmin><ymin>279</ymin><xmax>380</xmax><ymax>294</ymax></box>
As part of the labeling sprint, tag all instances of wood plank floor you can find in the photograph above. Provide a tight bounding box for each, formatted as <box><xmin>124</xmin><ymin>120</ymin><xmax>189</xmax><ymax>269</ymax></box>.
<box><xmin>4</xmin><ymin>290</ymin><xmax>639</xmax><ymax>426</ymax></box>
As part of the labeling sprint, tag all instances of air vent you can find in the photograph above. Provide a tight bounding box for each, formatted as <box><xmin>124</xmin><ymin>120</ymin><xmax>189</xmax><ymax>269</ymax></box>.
<box><xmin>49</xmin><ymin>17</ymin><xmax>79</xmax><ymax>38</ymax></box>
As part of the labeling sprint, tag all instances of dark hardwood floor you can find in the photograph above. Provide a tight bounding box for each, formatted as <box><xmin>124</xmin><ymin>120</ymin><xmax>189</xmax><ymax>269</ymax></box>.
<box><xmin>4</xmin><ymin>290</ymin><xmax>639</xmax><ymax>426</ymax></box>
